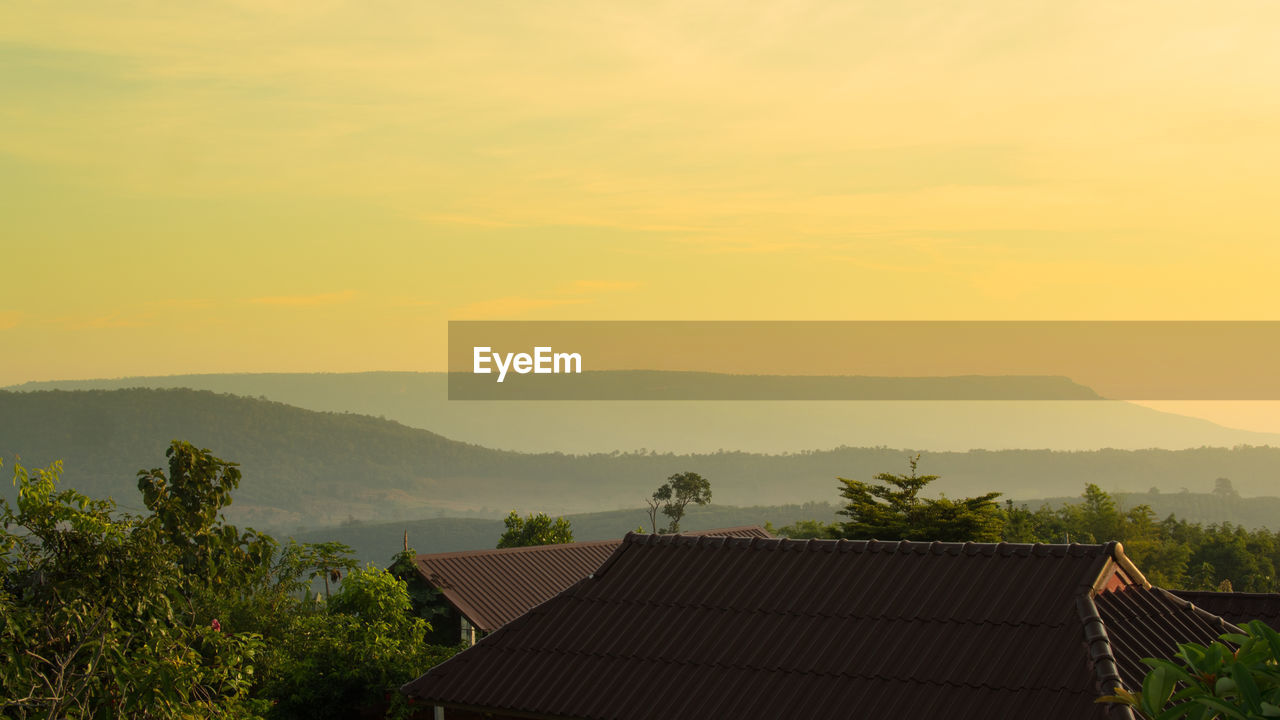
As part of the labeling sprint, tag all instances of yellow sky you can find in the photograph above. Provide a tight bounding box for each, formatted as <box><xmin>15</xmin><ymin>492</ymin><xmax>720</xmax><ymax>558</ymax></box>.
<box><xmin>3</xmin><ymin>1</ymin><xmax>1280</xmax><ymax>398</ymax></box>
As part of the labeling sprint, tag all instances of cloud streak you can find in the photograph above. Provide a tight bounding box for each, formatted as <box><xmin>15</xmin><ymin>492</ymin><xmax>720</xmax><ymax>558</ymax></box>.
<box><xmin>249</xmin><ymin>290</ymin><xmax>358</xmax><ymax>307</ymax></box>
<box><xmin>452</xmin><ymin>296</ymin><xmax>590</xmax><ymax>320</ymax></box>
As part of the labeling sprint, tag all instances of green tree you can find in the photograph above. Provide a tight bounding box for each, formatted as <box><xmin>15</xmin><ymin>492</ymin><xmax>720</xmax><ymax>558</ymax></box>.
<box><xmin>260</xmin><ymin>564</ymin><xmax>460</xmax><ymax>720</ymax></box>
<box><xmin>1076</xmin><ymin>483</ymin><xmax>1125</xmax><ymax>542</ymax></box>
<box><xmin>835</xmin><ymin>455</ymin><xmax>1003</xmax><ymax>542</ymax></box>
<box><xmin>2</xmin><ymin>444</ymin><xmax>463</xmax><ymax>720</ymax></box>
<box><xmin>136</xmin><ymin>441</ymin><xmax>277</xmax><ymax>602</ymax></box>
<box><xmin>770</xmin><ymin>519</ymin><xmax>835</xmax><ymax>539</ymax></box>
<box><xmin>1213</xmin><ymin>477</ymin><xmax>1240</xmax><ymax>499</ymax></box>
<box><xmin>298</xmin><ymin>540</ymin><xmax>359</xmax><ymax>599</ymax></box>
<box><xmin>648</xmin><ymin>472</ymin><xmax>713</xmax><ymax>534</ymax></box>
<box><xmin>387</xmin><ymin>542</ymin><xmax>448</xmax><ymax>627</ymax></box>
<box><xmin>1</xmin><ymin>456</ymin><xmax>265</xmax><ymax>719</ymax></box>
<box><xmin>496</xmin><ymin>511</ymin><xmax>574</xmax><ymax>548</ymax></box>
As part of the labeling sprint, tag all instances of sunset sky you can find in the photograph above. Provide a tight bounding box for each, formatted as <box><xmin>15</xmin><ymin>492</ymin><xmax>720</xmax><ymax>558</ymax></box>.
<box><xmin>4</xmin><ymin>1</ymin><xmax>1280</xmax><ymax>410</ymax></box>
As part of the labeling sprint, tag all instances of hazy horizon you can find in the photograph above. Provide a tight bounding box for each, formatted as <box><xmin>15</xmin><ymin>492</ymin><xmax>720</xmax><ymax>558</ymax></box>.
<box><xmin>4</xmin><ymin>2</ymin><xmax>1280</xmax><ymax>426</ymax></box>
<box><xmin>10</xmin><ymin>370</ymin><xmax>1280</xmax><ymax>451</ymax></box>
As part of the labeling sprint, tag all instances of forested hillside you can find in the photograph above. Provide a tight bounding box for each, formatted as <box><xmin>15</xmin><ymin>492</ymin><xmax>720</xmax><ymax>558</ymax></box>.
<box><xmin>11</xmin><ymin>372</ymin><xmax>1280</xmax><ymax>454</ymax></box>
<box><xmin>4</xmin><ymin>388</ymin><xmax>1280</xmax><ymax>531</ymax></box>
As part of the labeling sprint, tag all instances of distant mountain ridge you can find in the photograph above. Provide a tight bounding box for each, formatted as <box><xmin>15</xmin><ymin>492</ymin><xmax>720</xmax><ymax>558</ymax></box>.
<box><xmin>445</xmin><ymin>369</ymin><xmax>1102</xmax><ymax>400</ymax></box>
<box><xmin>8</xmin><ymin>372</ymin><xmax>1279</xmax><ymax>453</ymax></box>
<box><xmin>3</xmin><ymin>387</ymin><xmax>1280</xmax><ymax>532</ymax></box>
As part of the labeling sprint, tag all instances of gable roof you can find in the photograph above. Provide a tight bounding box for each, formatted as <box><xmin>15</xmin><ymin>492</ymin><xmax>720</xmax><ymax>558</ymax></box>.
<box><xmin>404</xmin><ymin>534</ymin><xmax>1235</xmax><ymax>720</ymax></box>
<box><xmin>1168</xmin><ymin>590</ymin><xmax>1280</xmax><ymax>631</ymax></box>
<box><xmin>413</xmin><ymin>526</ymin><xmax>773</xmax><ymax>632</ymax></box>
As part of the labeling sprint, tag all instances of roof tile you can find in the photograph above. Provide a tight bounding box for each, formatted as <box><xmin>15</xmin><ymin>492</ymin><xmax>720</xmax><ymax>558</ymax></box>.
<box><xmin>406</xmin><ymin>535</ymin><xmax>1236</xmax><ymax>720</ymax></box>
<box><xmin>1169</xmin><ymin>590</ymin><xmax>1280</xmax><ymax>631</ymax></box>
<box><xmin>414</xmin><ymin>526</ymin><xmax>772</xmax><ymax>632</ymax></box>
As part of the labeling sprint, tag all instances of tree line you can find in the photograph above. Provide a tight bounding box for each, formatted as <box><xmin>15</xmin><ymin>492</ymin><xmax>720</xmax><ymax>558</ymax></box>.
<box><xmin>777</xmin><ymin>455</ymin><xmax>1280</xmax><ymax>592</ymax></box>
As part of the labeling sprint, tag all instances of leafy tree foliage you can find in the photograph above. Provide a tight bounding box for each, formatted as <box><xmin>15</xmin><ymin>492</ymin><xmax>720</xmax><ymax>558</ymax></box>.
<box><xmin>259</xmin><ymin>564</ymin><xmax>456</xmax><ymax>720</ymax></box>
<box><xmin>496</xmin><ymin>511</ymin><xmax>574</xmax><ymax>548</ymax></box>
<box><xmin>1214</xmin><ymin>477</ymin><xmax>1240</xmax><ymax>499</ymax></box>
<box><xmin>1000</xmin><ymin>485</ymin><xmax>1280</xmax><ymax>592</ymax></box>
<box><xmin>1099</xmin><ymin>620</ymin><xmax>1280</xmax><ymax>719</ymax></box>
<box><xmin>298</xmin><ymin>540</ymin><xmax>359</xmax><ymax>599</ymax></box>
<box><xmin>775</xmin><ymin>462</ymin><xmax>1280</xmax><ymax>594</ymax></box>
<box><xmin>387</xmin><ymin>545</ymin><xmax>448</xmax><ymax>626</ymax></box>
<box><xmin>647</xmin><ymin>472</ymin><xmax>712</xmax><ymax>534</ymax></box>
<box><xmin>769</xmin><ymin>518</ymin><xmax>836</xmax><ymax>539</ymax></box>
<box><xmin>1</xmin><ymin>444</ymin><xmax>459</xmax><ymax>719</ymax></box>
<box><xmin>1</xmin><ymin>455</ymin><xmax>265</xmax><ymax>718</ymax></box>
<box><xmin>835</xmin><ymin>455</ymin><xmax>1003</xmax><ymax>542</ymax></box>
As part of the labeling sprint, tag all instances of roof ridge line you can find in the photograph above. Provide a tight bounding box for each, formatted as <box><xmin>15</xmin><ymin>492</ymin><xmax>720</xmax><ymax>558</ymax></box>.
<box><xmin>622</xmin><ymin>535</ymin><xmax>1116</xmax><ymax>557</ymax></box>
<box><xmin>1076</xmin><ymin>592</ymin><xmax>1136</xmax><ymax>720</ymax></box>
<box><xmin>594</xmin><ymin>532</ymin><xmax>644</xmax><ymax>578</ymax></box>
<box><xmin>1153</xmin><ymin>586</ymin><xmax>1244</xmax><ymax>635</ymax></box>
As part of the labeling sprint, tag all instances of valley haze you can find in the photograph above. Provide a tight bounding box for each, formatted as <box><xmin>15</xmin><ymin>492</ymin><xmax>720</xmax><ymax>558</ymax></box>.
<box><xmin>4</xmin><ymin>373</ymin><xmax>1280</xmax><ymax>537</ymax></box>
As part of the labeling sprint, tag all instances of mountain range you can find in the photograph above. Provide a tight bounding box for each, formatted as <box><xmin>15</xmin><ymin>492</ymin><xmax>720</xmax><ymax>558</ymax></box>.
<box><xmin>4</xmin><ymin>378</ymin><xmax>1280</xmax><ymax>532</ymax></box>
<box><xmin>9</xmin><ymin>372</ymin><xmax>1279</xmax><ymax>454</ymax></box>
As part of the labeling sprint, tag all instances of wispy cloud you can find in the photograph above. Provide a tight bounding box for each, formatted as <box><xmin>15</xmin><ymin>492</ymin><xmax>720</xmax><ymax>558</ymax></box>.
<box><xmin>55</xmin><ymin>313</ymin><xmax>145</xmax><ymax>330</ymax></box>
<box><xmin>452</xmin><ymin>296</ymin><xmax>589</xmax><ymax>320</ymax></box>
<box><xmin>249</xmin><ymin>290</ymin><xmax>357</xmax><ymax>307</ymax></box>
<box><xmin>0</xmin><ymin>311</ymin><xmax>22</xmax><ymax>330</ymax></box>
<box><xmin>418</xmin><ymin>213</ymin><xmax>524</xmax><ymax>229</ymax></box>
<box><xmin>152</xmin><ymin>297</ymin><xmax>218</xmax><ymax>310</ymax></box>
<box><xmin>388</xmin><ymin>297</ymin><xmax>439</xmax><ymax>308</ymax></box>
<box><xmin>562</xmin><ymin>280</ymin><xmax>641</xmax><ymax>293</ymax></box>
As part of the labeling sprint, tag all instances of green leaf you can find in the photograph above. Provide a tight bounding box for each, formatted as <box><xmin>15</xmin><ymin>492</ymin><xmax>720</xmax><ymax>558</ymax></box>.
<box><xmin>1194</xmin><ymin>696</ymin><xmax>1252</xmax><ymax>720</ymax></box>
<box><xmin>1217</xmin><ymin>676</ymin><xmax>1238</xmax><ymax>697</ymax></box>
<box><xmin>1155</xmin><ymin>701</ymin><xmax>1205</xmax><ymax>720</ymax></box>
<box><xmin>1144</xmin><ymin>658</ymin><xmax>1199</xmax><ymax>687</ymax></box>
<box><xmin>1233</xmin><ymin>663</ymin><xmax>1264</xmax><ymax>714</ymax></box>
<box><xmin>1146</xmin><ymin>667</ymin><xmax>1178</xmax><ymax>713</ymax></box>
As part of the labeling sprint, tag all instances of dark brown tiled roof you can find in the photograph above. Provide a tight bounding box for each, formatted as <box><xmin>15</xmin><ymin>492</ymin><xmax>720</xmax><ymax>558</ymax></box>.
<box><xmin>414</xmin><ymin>526</ymin><xmax>773</xmax><ymax>632</ymax></box>
<box><xmin>404</xmin><ymin>535</ymin><xmax>1234</xmax><ymax>720</ymax></box>
<box><xmin>1168</xmin><ymin>590</ymin><xmax>1280</xmax><ymax>631</ymax></box>
<box><xmin>1095</xmin><ymin>586</ymin><xmax>1239</xmax><ymax>692</ymax></box>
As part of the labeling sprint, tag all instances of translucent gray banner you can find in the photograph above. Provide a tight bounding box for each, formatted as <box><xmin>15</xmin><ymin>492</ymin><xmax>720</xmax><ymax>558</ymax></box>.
<box><xmin>447</xmin><ymin>321</ymin><xmax>1280</xmax><ymax>400</ymax></box>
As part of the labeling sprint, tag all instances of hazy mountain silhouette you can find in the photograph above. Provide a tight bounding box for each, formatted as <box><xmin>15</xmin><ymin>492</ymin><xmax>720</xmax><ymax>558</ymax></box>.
<box><xmin>8</xmin><ymin>372</ymin><xmax>1279</xmax><ymax>453</ymax></box>
<box><xmin>4</xmin><ymin>386</ymin><xmax>1280</xmax><ymax>532</ymax></box>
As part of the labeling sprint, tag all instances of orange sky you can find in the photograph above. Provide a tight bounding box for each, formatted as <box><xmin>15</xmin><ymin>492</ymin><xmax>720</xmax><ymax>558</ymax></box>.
<box><xmin>3</xmin><ymin>1</ymin><xmax>1280</xmax><ymax>430</ymax></box>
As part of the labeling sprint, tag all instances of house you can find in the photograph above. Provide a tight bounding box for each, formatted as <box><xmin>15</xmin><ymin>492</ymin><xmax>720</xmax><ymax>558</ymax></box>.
<box><xmin>404</xmin><ymin>534</ymin><xmax>1238</xmax><ymax>719</ymax></box>
<box><xmin>413</xmin><ymin>526</ymin><xmax>773</xmax><ymax>644</ymax></box>
<box><xmin>1170</xmin><ymin>589</ymin><xmax>1280</xmax><ymax>630</ymax></box>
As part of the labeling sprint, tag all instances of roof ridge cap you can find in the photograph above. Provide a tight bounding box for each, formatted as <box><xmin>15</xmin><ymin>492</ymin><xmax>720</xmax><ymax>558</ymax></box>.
<box><xmin>1076</xmin><ymin>593</ymin><xmax>1136</xmax><ymax>720</ymax></box>
<box><xmin>1106</xmin><ymin>541</ymin><xmax>1151</xmax><ymax>590</ymax></box>
<box><xmin>592</xmin><ymin>532</ymin><xmax>648</xmax><ymax>578</ymax></box>
<box><xmin>1152</xmin><ymin>586</ymin><xmax>1244</xmax><ymax>635</ymax></box>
